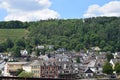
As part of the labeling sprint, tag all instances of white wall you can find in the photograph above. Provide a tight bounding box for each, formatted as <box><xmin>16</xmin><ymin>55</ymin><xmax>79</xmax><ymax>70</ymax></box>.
<box><xmin>23</xmin><ymin>66</ymin><xmax>31</xmax><ymax>72</ymax></box>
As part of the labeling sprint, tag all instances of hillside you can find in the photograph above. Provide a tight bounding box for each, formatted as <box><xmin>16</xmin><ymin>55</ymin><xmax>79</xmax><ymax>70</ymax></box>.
<box><xmin>0</xmin><ymin>17</ymin><xmax>120</xmax><ymax>52</ymax></box>
<box><xmin>0</xmin><ymin>29</ymin><xmax>27</xmax><ymax>42</ymax></box>
<box><xmin>28</xmin><ymin>17</ymin><xmax>120</xmax><ymax>52</ymax></box>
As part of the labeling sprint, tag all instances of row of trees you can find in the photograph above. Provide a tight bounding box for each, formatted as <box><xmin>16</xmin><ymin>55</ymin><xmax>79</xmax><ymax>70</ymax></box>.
<box><xmin>0</xmin><ymin>21</ymin><xmax>28</xmax><ymax>29</ymax></box>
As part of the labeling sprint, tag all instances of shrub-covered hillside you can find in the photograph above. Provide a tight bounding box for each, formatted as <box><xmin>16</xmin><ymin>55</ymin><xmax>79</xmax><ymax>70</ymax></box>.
<box><xmin>28</xmin><ymin>17</ymin><xmax>120</xmax><ymax>52</ymax></box>
<box><xmin>0</xmin><ymin>17</ymin><xmax>120</xmax><ymax>53</ymax></box>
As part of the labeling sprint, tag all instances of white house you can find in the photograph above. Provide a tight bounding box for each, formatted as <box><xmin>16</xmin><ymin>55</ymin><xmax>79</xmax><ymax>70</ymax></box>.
<box><xmin>38</xmin><ymin>55</ymin><xmax>49</xmax><ymax>61</ymax></box>
<box><xmin>91</xmin><ymin>47</ymin><xmax>101</xmax><ymax>51</ymax></box>
<box><xmin>114</xmin><ymin>52</ymin><xmax>120</xmax><ymax>59</ymax></box>
<box><xmin>20</xmin><ymin>49</ymin><xmax>28</xmax><ymax>56</ymax></box>
<box><xmin>36</xmin><ymin>45</ymin><xmax>44</xmax><ymax>49</ymax></box>
<box><xmin>110</xmin><ymin>59</ymin><xmax>120</xmax><ymax>69</ymax></box>
<box><xmin>87</xmin><ymin>60</ymin><xmax>96</xmax><ymax>73</ymax></box>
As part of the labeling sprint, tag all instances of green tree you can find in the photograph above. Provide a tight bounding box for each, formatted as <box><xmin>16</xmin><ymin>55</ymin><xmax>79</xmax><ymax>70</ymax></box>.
<box><xmin>36</xmin><ymin>48</ymin><xmax>46</xmax><ymax>56</ymax></box>
<box><xmin>0</xmin><ymin>43</ymin><xmax>6</xmax><ymax>52</ymax></box>
<box><xmin>36</xmin><ymin>49</ymin><xmax>40</xmax><ymax>56</ymax></box>
<box><xmin>103</xmin><ymin>62</ymin><xmax>113</xmax><ymax>74</ymax></box>
<box><xmin>26</xmin><ymin>45</ymin><xmax>33</xmax><ymax>54</ymax></box>
<box><xmin>99</xmin><ymin>40</ymin><xmax>106</xmax><ymax>49</ymax></box>
<box><xmin>76</xmin><ymin>57</ymin><xmax>80</xmax><ymax>63</ymax></box>
<box><xmin>106</xmin><ymin>53</ymin><xmax>114</xmax><ymax>61</ymax></box>
<box><xmin>15</xmin><ymin>69</ymin><xmax>23</xmax><ymax>76</ymax></box>
<box><xmin>114</xmin><ymin>62</ymin><xmax>120</xmax><ymax>74</ymax></box>
<box><xmin>33</xmin><ymin>37</ymin><xmax>40</xmax><ymax>46</ymax></box>
<box><xmin>18</xmin><ymin>71</ymin><xmax>33</xmax><ymax>77</ymax></box>
<box><xmin>0</xmin><ymin>70</ymin><xmax>1</xmax><ymax>75</ymax></box>
<box><xmin>75</xmin><ymin>44</ymin><xmax>84</xmax><ymax>52</ymax></box>
<box><xmin>5</xmin><ymin>38</ymin><xmax>14</xmax><ymax>49</ymax></box>
<box><xmin>12</xmin><ymin>46</ymin><xmax>21</xmax><ymax>57</ymax></box>
<box><xmin>16</xmin><ymin>39</ymin><xmax>25</xmax><ymax>49</ymax></box>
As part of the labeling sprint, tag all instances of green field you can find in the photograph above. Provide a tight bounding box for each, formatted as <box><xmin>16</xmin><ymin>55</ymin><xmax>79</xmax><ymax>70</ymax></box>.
<box><xmin>0</xmin><ymin>29</ymin><xmax>28</xmax><ymax>42</ymax></box>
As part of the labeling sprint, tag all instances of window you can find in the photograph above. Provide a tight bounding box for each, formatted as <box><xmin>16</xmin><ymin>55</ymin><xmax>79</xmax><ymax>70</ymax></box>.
<box><xmin>42</xmin><ymin>76</ymin><xmax>45</xmax><ymax>77</ymax></box>
<box><xmin>49</xmin><ymin>71</ymin><xmax>52</xmax><ymax>74</ymax></box>
<box><xmin>64</xmin><ymin>71</ymin><xmax>69</xmax><ymax>73</ymax></box>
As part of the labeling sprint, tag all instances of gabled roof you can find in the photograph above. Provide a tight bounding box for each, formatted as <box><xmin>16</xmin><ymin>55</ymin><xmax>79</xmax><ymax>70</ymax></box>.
<box><xmin>87</xmin><ymin>60</ymin><xmax>96</xmax><ymax>67</ymax></box>
<box><xmin>85</xmin><ymin>68</ymin><xmax>94</xmax><ymax>73</ymax></box>
<box><xmin>95</xmin><ymin>59</ymin><xmax>106</xmax><ymax>67</ymax></box>
<box><xmin>115</xmin><ymin>52</ymin><xmax>120</xmax><ymax>56</ymax></box>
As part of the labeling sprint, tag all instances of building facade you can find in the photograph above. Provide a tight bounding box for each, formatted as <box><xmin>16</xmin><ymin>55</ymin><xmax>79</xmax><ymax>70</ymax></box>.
<box><xmin>41</xmin><ymin>61</ymin><xmax>58</xmax><ymax>78</ymax></box>
<box><xmin>4</xmin><ymin>62</ymin><xmax>28</xmax><ymax>76</ymax></box>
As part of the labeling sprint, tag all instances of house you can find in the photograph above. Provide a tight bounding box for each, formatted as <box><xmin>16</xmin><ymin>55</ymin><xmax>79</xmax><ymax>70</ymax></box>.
<box><xmin>23</xmin><ymin>59</ymin><xmax>59</xmax><ymax>78</ymax></box>
<box><xmin>20</xmin><ymin>49</ymin><xmax>28</xmax><ymax>56</ymax></box>
<box><xmin>0</xmin><ymin>60</ymin><xmax>5</xmax><ymax>76</ymax></box>
<box><xmin>38</xmin><ymin>55</ymin><xmax>49</xmax><ymax>61</ymax></box>
<box><xmin>73</xmin><ymin>63</ymin><xmax>79</xmax><ymax>71</ymax></box>
<box><xmin>78</xmin><ymin>65</ymin><xmax>87</xmax><ymax>78</ymax></box>
<box><xmin>87</xmin><ymin>60</ymin><xmax>96</xmax><ymax>73</ymax></box>
<box><xmin>110</xmin><ymin>59</ymin><xmax>120</xmax><ymax>69</ymax></box>
<box><xmin>23</xmin><ymin>59</ymin><xmax>47</xmax><ymax>78</ymax></box>
<box><xmin>30</xmin><ymin>51</ymin><xmax>36</xmax><ymax>57</ymax></box>
<box><xmin>57</xmin><ymin>48</ymin><xmax>66</xmax><ymax>52</ymax></box>
<box><xmin>8</xmin><ymin>57</ymin><xmax>16</xmax><ymax>62</ymax></box>
<box><xmin>57</xmin><ymin>61</ymin><xmax>77</xmax><ymax>79</ymax></box>
<box><xmin>85</xmin><ymin>68</ymin><xmax>94</xmax><ymax>77</ymax></box>
<box><xmin>95</xmin><ymin>59</ymin><xmax>106</xmax><ymax>74</ymax></box>
<box><xmin>36</xmin><ymin>45</ymin><xmax>44</xmax><ymax>49</ymax></box>
<box><xmin>96</xmin><ymin>54</ymin><xmax>106</xmax><ymax>59</ymax></box>
<box><xmin>30</xmin><ymin>60</ymin><xmax>44</xmax><ymax>78</ymax></box>
<box><xmin>41</xmin><ymin>60</ymin><xmax>58</xmax><ymax>78</ymax></box>
<box><xmin>114</xmin><ymin>52</ymin><xmax>120</xmax><ymax>59</ymax></box>
<box><xmin>46</xmin><ymin>45</ymin><xmax>54</xmax><ymax>50</ymax></box>
<box><xmin>91</xmin><ymin>47</ymin><xmax>101</xmax><ymax>51</ymax></box>
<box><xmin>55</xmin><ymin>53</ymin><xmax>71</xmax><ymax>62</ymax></box>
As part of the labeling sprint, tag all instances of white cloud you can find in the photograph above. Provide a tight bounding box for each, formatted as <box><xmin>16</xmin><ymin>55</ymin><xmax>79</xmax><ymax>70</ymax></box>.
<box><xmin>0</xmin><ymin>0</ymin><xmax>60</xmax><ymax>21</ymax></box>
<box><xmin>83</xmin><ymin>1</ymin><xmax>120</xmax><ymax>18</ymax></box>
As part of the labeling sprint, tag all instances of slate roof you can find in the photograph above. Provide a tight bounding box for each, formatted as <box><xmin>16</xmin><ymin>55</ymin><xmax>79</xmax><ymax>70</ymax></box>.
<box><xmin>30</xmin><ymin>60</ymin><xmax>44</xmax><ymax>66</ymax></box>
<box><xmin>111</xmin><ymin>59</ymin><xmax>120</xmax><ymax>64</ymax></box>
<box><xmin>85</xmin><ymin>68</ymin><xmax>94</xmax><ymax>73</ymax></box>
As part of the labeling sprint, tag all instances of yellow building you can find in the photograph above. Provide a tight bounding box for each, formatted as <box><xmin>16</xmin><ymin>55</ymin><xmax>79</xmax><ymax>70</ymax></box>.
<box><xmin>30</xmin><ymin>60</ymin><xmax>44</xmax><ymax>78</ymax></box>
<box><xmin>4</xmin><ymin>62</ymin><xmax>28</xmax><ymax>76</ymax></box>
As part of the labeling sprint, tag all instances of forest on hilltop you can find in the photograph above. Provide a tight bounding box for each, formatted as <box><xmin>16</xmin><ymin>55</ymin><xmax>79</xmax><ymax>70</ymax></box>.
<box><xmin>0</xmin><ymin>17</ymin><xmax>120</xmax><ymax>54</ymax></box>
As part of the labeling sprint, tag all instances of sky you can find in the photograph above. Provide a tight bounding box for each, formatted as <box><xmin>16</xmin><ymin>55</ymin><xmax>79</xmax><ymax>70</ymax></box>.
<box><xmin>0</xmin><ymin>0</ymin><xmax>120</xmax><ymax>22</ymax></box>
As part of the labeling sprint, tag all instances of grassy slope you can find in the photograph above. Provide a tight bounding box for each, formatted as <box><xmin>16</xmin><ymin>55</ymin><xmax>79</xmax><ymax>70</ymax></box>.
<box><xmin>0</xmin><ymin>29</ymin><xmax>27</xmax><ymax>42</ymax></box>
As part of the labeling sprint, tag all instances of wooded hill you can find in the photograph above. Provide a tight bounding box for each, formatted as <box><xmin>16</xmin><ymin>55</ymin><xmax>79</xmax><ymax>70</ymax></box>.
<box><xmin>0</xmin><ymin>17</ymin><xmax>120</xmax><ymax>53</ymax></box>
